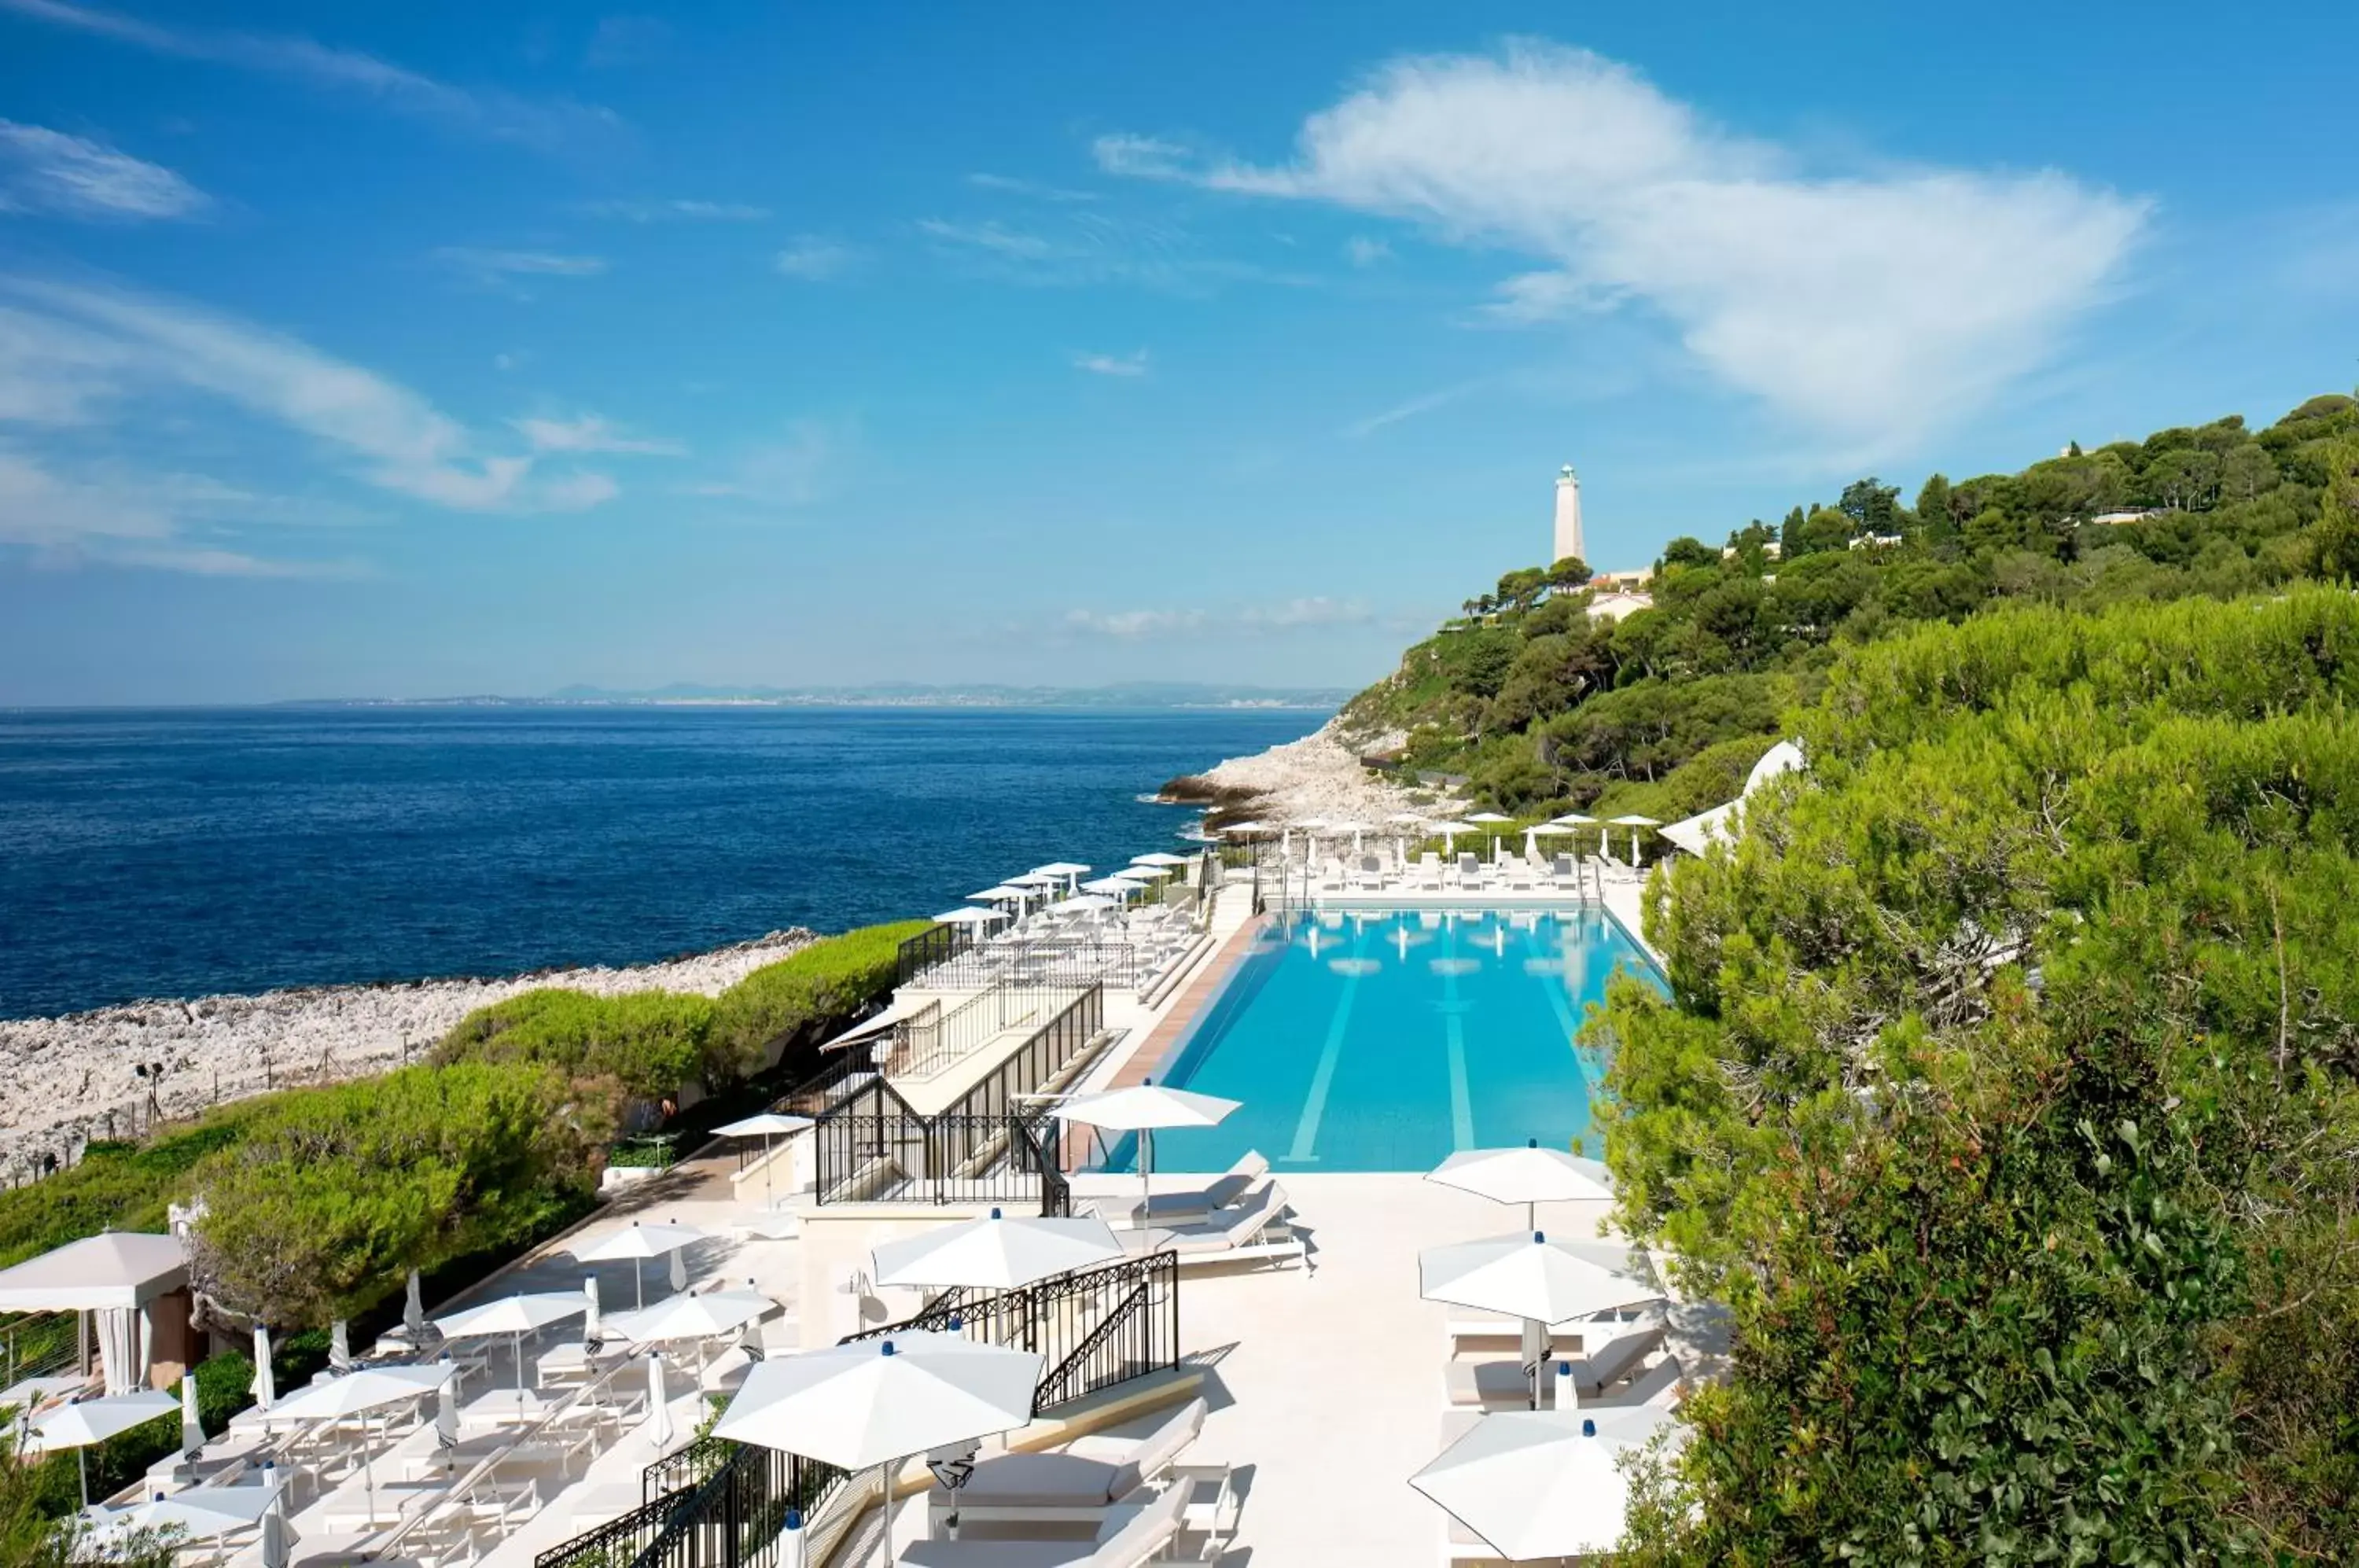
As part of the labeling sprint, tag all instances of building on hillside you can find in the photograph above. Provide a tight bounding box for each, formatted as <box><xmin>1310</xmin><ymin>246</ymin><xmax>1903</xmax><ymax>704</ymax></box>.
<box><xmin>1846</xmin><ymin>532</ymin><xmax>1906</xmax><ymax>550</ymax></box>
<box><xmin>1552</xmin><ymin>465</ymin><xmax>1584</xmax><ymax>566</ymax></box>
<box><xmin>1585</xmin><ymin>589</ymin><xmax>1654</xmax><ymax>623</ymax></box>
<box><xmin>1590</xmin><ymin>569</ymin><xmax>1653</xmax><ymax>592</ymax></box>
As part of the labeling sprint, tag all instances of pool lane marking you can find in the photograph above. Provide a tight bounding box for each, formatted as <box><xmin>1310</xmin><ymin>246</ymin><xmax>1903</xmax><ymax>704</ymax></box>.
<box><xmin>1537</xmin><ymin>929</ymin><xmax>1595</xmax><ymax>1095</ymax></box>
<box><xmin>1285</xmin><ymin>925</ymin><xmax>1368</xmax><ymax>1163</ymax></box>
<box><xmin>1441</xmin><ymin>922</ymin><xmax>1475</xmax><ymax>1151</ymax></box>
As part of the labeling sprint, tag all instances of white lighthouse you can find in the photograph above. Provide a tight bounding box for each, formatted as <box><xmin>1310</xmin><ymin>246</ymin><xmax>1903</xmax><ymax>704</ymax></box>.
<box><xmin>1552</xmin><ymin>464</ymin><xmax>1585</xmax><ymax>567</ymax></box>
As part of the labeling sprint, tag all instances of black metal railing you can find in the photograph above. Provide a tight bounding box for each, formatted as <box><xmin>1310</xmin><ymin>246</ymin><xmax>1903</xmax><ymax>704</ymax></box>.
<box><xmin>907</xmin><ymin>938</ymin><xmax>1148</xmax><ymax>993</ymax></box>
<box><xmin>630</xmin><ymin>1441</ymin><xmax>845</xmax><ymax>1568</ymax></box>
<box><xmin>844</xmin><ymin>1250</ymin><xmax>1180</xmax><ymax>1413</ymax></box>
<box><xmin>811</xmin><ymin>987</ymin><xmax>1102</xmax><ymax>1209</ymax></box>
<box><xmin>885</xmin><ymin>981</ymin><xmax>1081</xmax><ymax>1080</ymax></box>
<box><xmin>896</xmin><ymin>922</ymin><xmax>971</xmax><ymax>985</ymax></box>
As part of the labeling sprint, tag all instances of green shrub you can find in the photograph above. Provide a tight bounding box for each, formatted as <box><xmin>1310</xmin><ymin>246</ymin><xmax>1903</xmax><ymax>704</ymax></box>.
<box><xmin>705</xmin><ymin>922</ymin><xmax>930</xmax><ymax>1080</ymax></box>
<box><xmin>184</xmin><ymin>1061</ymin><xmax>605</xmax><ymax>1326</ymax></box>
<box><xmin>0</xmin><ymin>1113</ymin><xmax>263</xmax><ymax>1271</ymax></box>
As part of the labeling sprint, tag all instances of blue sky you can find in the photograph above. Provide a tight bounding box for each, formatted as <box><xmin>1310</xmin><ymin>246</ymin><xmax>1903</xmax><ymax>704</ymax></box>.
<box><xmin>1</xmin><ymin>1</ymin><xmax>2354</xmax><ymax>704</ymax></box>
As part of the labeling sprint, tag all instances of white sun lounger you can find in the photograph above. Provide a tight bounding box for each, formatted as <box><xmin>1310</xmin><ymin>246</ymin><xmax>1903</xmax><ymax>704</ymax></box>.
<box><xmin>1455</xmin><ymin>853</ymin><xmax>1485</xmax><ymax>889</ymax></box>
<box><xmin>1120</xmin><ymin>1181</ymin><xmax>1308</xmax><ymax>1273</ymax></box>
<box><xmin>1415</xmin><ymin>852</ymin><xmax>1444</xmax><ymax>890</ymax></box>
<box><xmin>1505</xmin><ymin>855</ymin><xmax>1537</xmax><ymax>891</ymax></box>
<box><xmin>1551</xmin><ymin>1323</ymin><xmax>1667</xmax><ymax>1401</ymax></box>
<box><xmin>1121</xmin><ymin>1151</ymin><xmax>1271</xmax><ymax>1226</ymax></box>
<box><xmin>900</xmin><ymin>1474</ymin><xmax>1193</xmax><ymax>1567</ymax></box>
<box><xmin>926</xmin><ymin>1397</ymin><xmax>1205</xmax><ymax>1526</ymax></box>
<box><xmin>1584</xmin><ymin>1349</ymin><xmax>1685</xmax><ymax>1407</ymax></box>
<box><xmin>1356</xmin><ymin>854</ymin><xmax>1385</xmax><ymax>890</ymax></box>
<box><xmin>1551</xmin><ymin>852</ymin><xmax>1581</xmax><ymax>890</ymax></box>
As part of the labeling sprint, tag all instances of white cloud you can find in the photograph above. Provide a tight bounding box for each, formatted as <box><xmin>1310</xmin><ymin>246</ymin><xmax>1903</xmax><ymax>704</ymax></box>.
<box><xmin>917</xmin><ymin>218</ymin><xmax>1059</xmax><ymax>262</ymax></box>
<box><xmin>687</xmin><ymin>419</ymin><xmax>847</xmax><ymax>510</ymax></box>
<box><xmin>1345</xmin><ymin>378</ymin><xmax>1488</xmax><ymax>438</ymax></box>
<box><xmin>0</xmin><ymin>275</ymin><xmax>620</xmax><ymax>515</ymax></box>
<box><xmin>774</xmin><ymin>237</ymin><xmax>853</xmax><ymax>281</ymax></box>
<box><xmin>0</xmin><ymin>120</ymin><xmax>206</xmax><ymax>221</ymax></box>
<box><xmin>1062</xmin><ymin>597</ymin><xmax>1374</xmax><ymax>639</ymax></box>
<box><xmin>433</xmin><ymin>248</ymin><xmax>608</xmax><ymax>285</ymax></box>
<box><xmin>1072</xmin><ymin>348</ymin><xmax>1150</xmax><ymax>377</ymax></box>
<box><xmin>513</xmin><ymin>414</ymin><xmax>685</xmax><ymax>457</ymax></box>
<box><xmin>966</xmin><ymin>173</ymin><xmax>1098</xmax><ymax>204</ymax></box>
<box><xmin>1343</xmin><ymin>234</ymin><xmax>1391</xmax><ymax>267</ymax></box>
<box><xmin>1090</xmin><ymin>134</ymin><xmax>1192</xmax><ymax>179</ymax></box>
<box><xmin>918</xmin><ymin>212</ymin><xmax>1315</xmax><ymax>294</ymax></box>
<box><xmin>576</xmin><ymin>197</ymin><xmax>768</xmax><ymax>223</ymax></box>
<box><xmin>1101</xmin><ymin>41</ymin><xmax>2150</xmax><ymax>448</ymax></box>
<box><xmin>0</xmin><ymin>0</ymin><xmax>617</xmax><ymax>151</ymax></box>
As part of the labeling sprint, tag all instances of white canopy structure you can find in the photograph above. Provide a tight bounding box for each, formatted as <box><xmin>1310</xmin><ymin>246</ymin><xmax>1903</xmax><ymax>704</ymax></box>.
<box><xmin>1661</xmin><ymin>738</ymin><xmax>1808</xmax><ymax>858</ymax></box>
<box><xmin>0</xmin><ymin>1232</ymin><xmax>186</xmax><ymax>1311</ymax></box>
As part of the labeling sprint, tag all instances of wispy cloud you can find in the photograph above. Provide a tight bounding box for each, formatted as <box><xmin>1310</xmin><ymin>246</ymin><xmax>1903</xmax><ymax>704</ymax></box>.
<box><xmin>1098</xmin><ymin>41</ymin><xmax>2149</xmax><ymax>451</ymax></box>
<box><xmin>1062</xmin><ymin>596</ymin><xmax>1373</xmax><ymax>639</ymax></box>
<box><xmin>966</xmin><ymin>172</ymin><xmax>1098</xmax><ymax>204</ymax></box>
<box><xmin>0</xmin><ymin>276</ymin><xmax>624</xmax><ymax>534</ymax></box>
<box><xmin>575</xmin><ymin>197</ymin><xmax>768</xmax><ymax>223</ymax></box>
<box><xmin>1343</xmin><ymin>234</ymin><xmax>1391</xmax><ymax>268</ymax></box>
<box><xmin>687</xmin><ymin>419</ymin><xmax>850</xmax><ymax>510</ymax></box>
<box><xmin>432</xmin><ymin>248</ymin><xmax>609</xmax><ymax>294</ymax></box>
<box><xmin>513</xmin><ymin>414</ymin><xmax>684</xmax><ymax>457</ymax></box>
<box><xmin>0</xmin><ymin>0</ymin><xmax>618</xmax><ymax>151</ymax></box>
<box><xmin>917</xmin><ymin>212</ymin><xmax>1316</xmax><ymax>294</ymax></box>
<box><xmin>0</xmin><ymin>120</ymin><xmax>205</xmax><ymax>221</ymax></box>
<box><xmin>1344</xmin><ymin>378</ymin><xmax>1489</xmax><ymax>438</ymax></box>
<box><xmin>774</xmin><ymin>237</ymin><xmax>854</xmax><ymax>281</ymax></box>
<box><xmin>1072</xmin><ymin>348</ymin><xmax>1150</xmax><ymax>377</ymax></box>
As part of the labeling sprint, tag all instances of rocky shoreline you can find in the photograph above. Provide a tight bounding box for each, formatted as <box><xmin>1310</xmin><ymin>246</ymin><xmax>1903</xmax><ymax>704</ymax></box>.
<box><xmin>0</xmin><ymin>930</ymin><xmax>818</xmax><ymax>1179</ymax></box>
<box><xmin>1177</xmin><ymin>716</ymin><xmax>1460</xmax><ymax>828</ymax></box>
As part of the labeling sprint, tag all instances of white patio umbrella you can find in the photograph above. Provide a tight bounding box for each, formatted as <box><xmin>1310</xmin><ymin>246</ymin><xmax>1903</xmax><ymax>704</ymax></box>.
<box><xmin>267</xmin><ymin>1364</ymin><xmax>453</xmax><ymax>1524</ymax></box>
<box><xmin>251</xmin><ymin>1325</ymin><xmax>274</xmax><ymax>1410</ymax></box>
<box><xmin>1426</xmin><ymin>819</ymin><xmax>1478</xmax><ymax>856</ymax></box>
<box><xmin>605</xmin><ymin>1288</ymin><xmax>775</xmax><ymax>1346</ymax></box>
<box><xmin>31</xmin><ymin>1390</ymin><xmax>179</xmax><ymax>1507</ymax></box>
<box><xmin>1030</xmin><ymin>862</ymin><xmax>1091</xmax><ymax>896</ymax></box>
<box><xmin>1410</xmin><ymin>1408</ymin><xmax>1675</xmax><ymax>1561</ymax></box>
<box><xmin>714</xmin><ymin>1331</ymin><xmax>1043</xmax><ymax>1568</ymax></box>
<box><xmin>713</xmin><ymin>1111</ymin><xmax>816</xmax><ymax>1211</ymax></box>
<box><xmin>1519</xmin><ymin>822</ymin><xmax>1581</xmax><ymax>862</ymax></box>
<box><xmin>1058</xmin><ymin>1081</ymin><xmax>1241</xmax><ymax>1232</ymax></box>
<box><xmin>1608</xmin><ymin>814</ymin><xmax>1661</xmax><ymax>867</ymax></box>
<box><xmin>569</xmin><ymin>1219</ymin><xmax>712</xmax><ymax>1309</ymax></box>
<box><xmin>1429</xmin><ymin>1140</ymin><xmax>1617</xmax><ymax>1231</ymax></box>
<box><xmin>432</xmin><ymin>1292</ymin><xmax>590</xmax><ymax>1418</ymax></box>
<box><xmin>931</xmin><ymin>907</ymin><xmax>1003</xmax><ymax>928</ymax></box>
<box><xmin>1121</xmin><ymin>863</ymin><xmax>1175</xmax><ymax>880</ymax></box>
<box><xmin>105</xmin><ymin>1482</ymin><xmax>278</xmax><ymax>1544</ymax></box>
<box><xmin>1421</xmin><ymin>1230</ymin><xmax>1660</xmax><ymax>1407</ymax></box>
<box><xmin>1128</xmin><ymin>852</ymin><xmax>1191</xmax><ymax>867</ymax></box>
<box><xmin>1051</xmin><ymin>893</ymin><xmax>1117</xmax><ymax>917</ymax></box>
<box><xmin>1005</xmin><ymin>870</ymin><xmax>1060</xmax><ymax>888</ymax></box>
<box><xmin>871</xmin><ymin>1209</ymin><xmax>1123</xmax><ymax>1292</ymax></box>
<box><xmin>969</xmin><ymin>884</ymin><xmax>1031</xmax><ymax>902</ymax></box>
<box><xmin>1327</xmin><ymin>819</ymin><xmax>1375</xmax><ymax>853</ymax></box>
<box><xmin>1217</xmin><ymin>820</ymin><xmax>1272</xmax><ymax>835</ymax></box>
<box><xmin>1076</xmin><ymin>878</ymin><xmax>1142</xmax><ymax>898</ymax></box>
<box><xmin>1466</xmin><ymin>811</ymin><xmax>1514</xmax><ymax>863</ymax></box>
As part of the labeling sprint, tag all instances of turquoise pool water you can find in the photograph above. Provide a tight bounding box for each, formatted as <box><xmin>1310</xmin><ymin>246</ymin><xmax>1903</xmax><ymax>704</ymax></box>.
<box><xmin>1126</xmin><ymin>907</ymin><xmax>1662</xmax><ymax>1173</ymax></box>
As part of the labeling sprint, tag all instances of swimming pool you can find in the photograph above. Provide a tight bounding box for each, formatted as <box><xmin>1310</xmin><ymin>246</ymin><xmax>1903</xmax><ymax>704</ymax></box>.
<box><xmin>1127</xmin><ymin>907</ymin><xmax>1662</xmax><ymax>1173</ymax></box>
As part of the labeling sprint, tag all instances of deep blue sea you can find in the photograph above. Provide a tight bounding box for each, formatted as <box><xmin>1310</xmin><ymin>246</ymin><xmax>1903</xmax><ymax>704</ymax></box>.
<box><xmin>0</xmin><ymin>706</ymin><xmax>1321</xmax><ymax>1020</ymax></box>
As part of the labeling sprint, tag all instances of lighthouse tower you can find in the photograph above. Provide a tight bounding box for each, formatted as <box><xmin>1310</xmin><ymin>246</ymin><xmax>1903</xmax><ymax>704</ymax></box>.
<box><xmin>1552</xmin><ymin>465</ymin><xmax>1585</xmax><ymax>567</ymax></box>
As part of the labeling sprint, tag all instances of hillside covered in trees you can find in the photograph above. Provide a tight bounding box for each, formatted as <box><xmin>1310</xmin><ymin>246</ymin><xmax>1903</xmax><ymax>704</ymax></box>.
<box><xmin>1335</xmin><ymin>392</ymin><xmax>2359</xmax><ymax>826</ymax></box>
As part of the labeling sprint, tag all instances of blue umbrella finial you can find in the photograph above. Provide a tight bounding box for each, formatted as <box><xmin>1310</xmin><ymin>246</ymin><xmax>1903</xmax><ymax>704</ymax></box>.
<box><xmin>1533</xmin><ymin>1231</ymin><xmax>1546</xmax><ymax>1244</ymax></box>
<box><xmin>990</xmin><ymin>1207</ymin><xmax>1002</xmax><ymax>1219</ymax></box>
<box><xmin>880</xmin><ymin>1340</ymin><xmax>896</xmax><ymax>1356</ymax></box>
<box><xmin>1582</xmin><ymin>1418</ymin><xmax>1596</xmax><ymax>1437</ymax></box>
<box><xmin>1527</xmin><ymin>1136</ymin><xmax>1539</xmax><ymax>1148</ymax></box>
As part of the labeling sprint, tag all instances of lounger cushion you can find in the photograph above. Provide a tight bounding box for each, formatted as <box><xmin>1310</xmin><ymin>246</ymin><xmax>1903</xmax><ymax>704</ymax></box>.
<box><xmin>933</xmin><ymin>1452</ymin><xmax>1124</xmax><ymax>1509</ymax></box>
<box><xmin>1444</xmin><ymin>1358</ymin><xmax>1538</xmax><ymax>1408</ymax></box>
<box><xmin>900</xmin><ymin>1541</ymin><xmax>1103</xmax><ymax>1568</ymax></box>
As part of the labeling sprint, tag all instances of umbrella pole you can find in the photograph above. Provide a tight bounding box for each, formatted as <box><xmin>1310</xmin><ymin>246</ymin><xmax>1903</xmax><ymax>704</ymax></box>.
<box><xmin>764</xmin><ymin>1133</ymin><xmax>776</xmax><ymax>1209</ymax></box>
<box><xmin>872</xmin><ymin>1458</ymin><xmax>892</xmax><ymax>1568</ymax></box>
<box><xmin>77</xmin><ymin>1448</ymin><xmax>87</xmax><ymax>1511</ymax></box>
<box><xmin>636</xmin><ymin>1260</ymin><xmax>646</xmax><ymax>1312</ymax></box>
<box><xmin>1139</xmin><ymin>1128</ymin><xmax>1153</xmax><ymax>1233</ymax></box>
<box><xmin>514</xmin><ymin>1330</ymin><xmax>525</xmax><ymax>1417</ymax></box>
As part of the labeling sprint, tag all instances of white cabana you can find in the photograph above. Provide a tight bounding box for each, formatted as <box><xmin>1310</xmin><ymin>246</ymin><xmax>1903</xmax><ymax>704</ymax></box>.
<box><xmin>1410</xmin><ymin>1408</ymin><xmax>1677</xmax><ymax>1561</ymax></box>
<box><xmin>870</xmin><ymin>1209</ymin><xmax>1124</xmax><ymax>1292</ymax></box>
<box><xmin>715</xmin><ymin>1331</ymin><xmax>1043</xmax><ymax>1568</ymax></box>
<box><xmin>0</xmin><ymin>1232</ymin><xmax>186</xmax><ymax>1312</ymax></box>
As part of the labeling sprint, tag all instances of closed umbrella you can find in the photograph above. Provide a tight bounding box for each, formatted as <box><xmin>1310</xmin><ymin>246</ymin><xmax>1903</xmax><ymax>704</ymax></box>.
<box><xmin>434</xmin><ymin>1359</ymin><xmax>459</xmax><ymax>1450</ymax></box>
<box><xmin>714</xmin><ymin>1113</ymin><xmax>815</xmax><ymax>1211</ymax></box>
<box><xmin>107</xmin><ymin>1482</ymin><xmax>277</xmax><ymax>1544</ymax></box>
<box><xmin>715</xmin><ymin>1331</ymin><xmax>1043</xmax><ymax>1568</ymax></box>
<box><xmin>1608</xmin><ymin>814</ymin><xmax>1661</xmax><ymax>867</ymax></box>
<box><xmin>251</xmin><ymin>1326</ymin><xmax>274</xmax><ymax>1411</ymax></box>
<box><xmin>329</xmin><ymin>1320</ymin><xmax>351</xmax><ymax>1371</ymax></box>
<box><xmin>403</xmin><ymin>1270</ymin><xmax>426</xmax><ymax>1342</ymax></box>
<box><xmin>569</xmin><ymin>1220</ymin><xmax>712</xmax><ymax>1311</ymax></box>
<box><xmin>178</xmin><ymin>1371</ymin><xmax>202</xmax><ymax>1460</ymax></box>
<box><xmin>1420</xmin><ymin>1231</ymin><xmax>1660</xmax><ymax>1408</ymax></box>
<box><xmin>871</xmin><ymin>1209</ymin><xmax>1122</xmax><ymax>1293</ymax></box>
<box><xmin>1410</xmin><ymin>1407</ymin><xmax>1676</xmax><ymax>1561</ymax></box>
<box><xmin>31</xmin><ymin>1390</ymin><xmax>179</xmax><ymax>1507</ymax></box>
<box><xmin>649</xmin><ymin>1351</ymin><xmax>672</xmax><ymax>1448</ymax></box>
<box><xmin>583</xmin><ymin>1276</ymin><xmax>602</xmax><ymax>1348</ymax></box>
<box><xmin>1058</xmin><ymin>1081</ymin><xmax>1240</xmax><ymax>1233</ymax></box>
<box><xmin>1428</xmin><ymin>1139</ymin><xmax>1617</xmax><ymax>1231</ymax></box>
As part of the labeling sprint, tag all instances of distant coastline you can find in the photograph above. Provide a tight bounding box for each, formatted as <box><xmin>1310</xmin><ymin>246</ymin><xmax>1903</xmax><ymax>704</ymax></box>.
<box><xmin>267</xmin><ymin>680</ymin><xmax>1353</xmax><ymax>712</ymax></box>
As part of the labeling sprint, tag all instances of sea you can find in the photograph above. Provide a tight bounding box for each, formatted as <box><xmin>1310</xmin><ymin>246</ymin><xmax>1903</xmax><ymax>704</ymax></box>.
<box><xmin>0</xmin><ymin>705</ymin><xmax>1322</xmax><ymax>1021</ymax></box>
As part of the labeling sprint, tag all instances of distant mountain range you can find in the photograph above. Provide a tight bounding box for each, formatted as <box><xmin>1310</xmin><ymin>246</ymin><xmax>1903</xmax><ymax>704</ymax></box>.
<box><xmin>295</xmin><ymin>681</ymin><xmax>1349</xmax><ymax>711</ymax></box>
